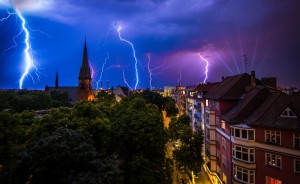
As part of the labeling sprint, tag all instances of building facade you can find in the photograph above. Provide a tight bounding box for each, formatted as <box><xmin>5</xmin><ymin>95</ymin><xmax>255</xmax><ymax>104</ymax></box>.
<box><xmin>202</xmin><ymin>71</ymin><xmax>300</xmax><ymax>184</ymax></box>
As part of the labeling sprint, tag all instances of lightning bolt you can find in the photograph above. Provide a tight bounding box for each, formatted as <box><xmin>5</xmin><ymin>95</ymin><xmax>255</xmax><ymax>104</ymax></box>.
<box><xmin>1</xmin><ymin>9</ymin><xmax>40</xmax><ymax>89</ymax></box>
<box><xmin>89</xmin><ymin>63</ymin><xmax>95</xmax><ymax>79</ymax></box>
<box><xmin>0</xmin><ymin>9</ymin><xmax>16</xmax><ymax>23</ymax></box>
<box><xmin>1</xmin><ymin>10</ymin><xmax>19</xmax><ymax>55</ymax></box>
<box><xmin>116</xmin><ymin>25</ymin><xmax>139</xmax><ymax>90</ymax></box>
<box><xmin>96</xmin><ymin>52</ymin><xmax>109</xmax><ymax>90</ymax></box>
<box><xmin>147</xmin><ymin>54</ymin><xmax>153</xmax><ymax>90</ymax></box>
<box><xmin>105</xmin><ymin>65</ymin><xmax>121</xmax><ymax>70</ymax></box>
<box><xmin>16</xmin><ymin>9</ymin><xmax>39</xmax><ymax>89</ymax></box>
<box><xmin>122</xmin><ymin>69</ymin><xmax>133</xmax><ymax>91</ymax></box>
<box><xmin>199</xmin><ymin>53</ymin><xmax>209</xmax><ymax>84</ymax></box>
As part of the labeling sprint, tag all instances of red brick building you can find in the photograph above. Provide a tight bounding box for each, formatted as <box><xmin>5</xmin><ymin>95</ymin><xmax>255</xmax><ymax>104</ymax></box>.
<box><xmin>202</xmin><ymin>71</ymin><xmax>300</xmax><ymax>184</ymax></box>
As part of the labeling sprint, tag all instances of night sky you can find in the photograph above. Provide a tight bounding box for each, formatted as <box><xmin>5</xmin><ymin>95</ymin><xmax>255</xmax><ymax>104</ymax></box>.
<box><xmin>0</xmin><ymin>0</ymin><xmax>300</xmax><ymax>90</ymax></box>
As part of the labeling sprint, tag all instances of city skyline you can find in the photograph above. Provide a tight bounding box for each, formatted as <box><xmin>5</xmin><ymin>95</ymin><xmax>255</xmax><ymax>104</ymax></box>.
<box><xmin>0</xmin><ymin>0</ymin><xmax>300</xmax><ymax>89</ymax></box>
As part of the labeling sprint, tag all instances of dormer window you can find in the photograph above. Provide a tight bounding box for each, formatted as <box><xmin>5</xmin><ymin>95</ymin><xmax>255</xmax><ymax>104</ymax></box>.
<box><xmin>280</xmin><ymin>107</ymin><xmax>297</xmax><ymax>118</ymax></box>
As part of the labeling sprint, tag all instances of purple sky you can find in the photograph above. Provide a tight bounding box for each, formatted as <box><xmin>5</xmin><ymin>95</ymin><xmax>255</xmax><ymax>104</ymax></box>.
<box><xmin>0</xmin><ymin>0</ymin><xmax>300</xmax><ymax>89</ymax></box>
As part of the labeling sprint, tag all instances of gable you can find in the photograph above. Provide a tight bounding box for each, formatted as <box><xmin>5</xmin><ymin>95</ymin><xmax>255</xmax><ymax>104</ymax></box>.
<box><xmin>280</xmin><ymin>107</ymin><xmax>297</xmax><ymax>118</ymax></box>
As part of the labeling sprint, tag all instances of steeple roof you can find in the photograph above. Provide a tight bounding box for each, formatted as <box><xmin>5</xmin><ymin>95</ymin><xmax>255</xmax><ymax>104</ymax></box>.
<box><xmin>78</xmin><ymin>40</ymin><xmax>91</xmax><ymax>79</ymax></box>
<box><xmin>55</xmin><ymin>69</ymin><xmax>58</xmax><ymax>88</ymax></box>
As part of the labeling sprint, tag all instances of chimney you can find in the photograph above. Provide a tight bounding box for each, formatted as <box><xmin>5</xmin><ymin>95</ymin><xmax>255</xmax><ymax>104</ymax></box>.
<box><xmin>222</xmin><ymin>76</ymin><xmax>225</xmax><ymax>81</ymax></box>
<box><xmin>251</xmin><ymin>71</ymin><xmax>256</xmax><ymax>87</ymax></box>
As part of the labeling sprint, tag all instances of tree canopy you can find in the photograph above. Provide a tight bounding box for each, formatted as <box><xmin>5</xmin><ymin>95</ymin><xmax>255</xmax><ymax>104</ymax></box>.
<box><xmin>0</xmin><ymin>90</ymin><xmax>176</xmax><ymax>184</ymax></box>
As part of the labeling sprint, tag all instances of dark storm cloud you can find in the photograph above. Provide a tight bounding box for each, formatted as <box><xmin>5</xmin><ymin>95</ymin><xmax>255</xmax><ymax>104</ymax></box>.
<box><xmin>1</xmin><ymin>0</ymin><xmax>300</xmax><ymax>89</ymax></box>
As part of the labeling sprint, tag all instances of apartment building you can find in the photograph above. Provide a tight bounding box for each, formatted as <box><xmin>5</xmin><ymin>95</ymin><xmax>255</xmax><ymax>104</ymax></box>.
<box><xmin>202</xmin><ymin>71</ymin><xmax>300</xmax><ymax>184</ymax></box>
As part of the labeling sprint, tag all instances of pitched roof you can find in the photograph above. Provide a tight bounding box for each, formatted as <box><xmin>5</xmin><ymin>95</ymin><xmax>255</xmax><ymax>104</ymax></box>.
<box><xmin>78</xmin><ymin>41</ymin><xmax>91</xmax><ymax>79</ymax></box>
<box><xmin>221</xmin><ymin>86</ymin><xmax>273</xmax><ymax>123</ymax></box>
<box><xmin>195</xmin><ymin>82</ymin><xmax>219</xmax><ymax>92</ymax></box>
<box><xmin>245</xmin><ymin>93</ymin><xmax>300</xmax><ymax>131</ymax></box>
<box><xmin>204</xmin><ymin>73</ymin><xmax>260</xmax><ymax>100</ymax></box>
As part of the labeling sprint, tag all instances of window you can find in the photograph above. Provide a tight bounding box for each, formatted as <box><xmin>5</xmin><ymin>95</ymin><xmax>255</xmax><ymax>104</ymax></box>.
<box><xmin>280</xmin><ymin>107</ymin><xmax>297</xmax><ymax>118</ymax></box>
<box><xmin>295</xmin><ymin>160</ymin><xmax>300</xmax><ymax>173</ymax></box>
<box><xmin>205</xmin><ymin>99</ymin><xmax>208</xmax><ymax>107</ymax></box>
<box><xmin>265</xmin><ymin>130</ymin><xmax>280</xmax><ymax>144</ymax></box>
<box><xmin>222</xmin><ymin>154</ymin><xmax>227</xmax><ymax>167</ymax></box>
<box><xmin>266</xmin><ymin>176</ymin><xmax>282</xmax><ymax>184</ymax></box>
<box><xmin>233</xmin><ymin>165</ymin><xmax>255</xmax><ymax>183</ymax></box>
<box><xmin>221</xmin><ymin>120</ymin><xmax>226</xmax><ymax>130</ymax></box>
<box><xmin>294</xmin><ymin>134</ymin><xmax>300</xmax><ymax>149</ymax></box>
<box><xmin>217</xmin><ymin>149</ymin><xmax>220</xmax><ymax>160</ymax></box>
<box><xmin>222</xmin><ymin>137</ymin><xmax>226</xmax><ymax>150</ymax></box>
<box><xmin>266</xmin><ymin>153</ymin><xmax>281</xmax><ymax>168</ymax></box>
<box><xmin>248</xmin><ymin>130</ymin><xmax>254</xmax><ymax>140</ymax></box>
<box><xmin>206</xmin><ymin>128</ymin><xmax>210</xmax><ymax>141</ymax></box>
<box><xmin>242</xmin><ymin>129</ymin><xmax>247</xmax><ymax>139</ymax></box>
<box><xmin>216</xmin><ymin>117</ymin><xmax>220</xmax><ymax>127</ymax></box>
<box><xmin>216</xmin><ymin>133</ymin><xmax>220</xmax><ymax>143</ymax></box>
<box><xmin>232</xmin><ymin>145</ymin><xmax>255</xmax><ymax>162</ymax></box>
<box><xmin>232</xmin><ymin>128</ymin><xmax>255</xmax><ymax>140</ymax></box>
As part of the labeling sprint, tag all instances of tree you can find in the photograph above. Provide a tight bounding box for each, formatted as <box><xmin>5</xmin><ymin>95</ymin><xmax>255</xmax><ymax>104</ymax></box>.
<box><xmin>50</xmin><ymin>91</ymin><xmax>71</xmax><ymax>107</ymax></box>
<box><xmin>168</xmin><ymin>114</ymin><xmax>190</xmax><ymax>140</ymax></box>
<box><xmin>163</xmin><ymin>96</ymin><xmax>178</xmax><ymax>117</ymax></box>
<box><xmin>10</xmin><ymin>127</ymin><xmax>121</xmax><ymax>184</ymax></box>
<box><xmin>173</xmin><ymin>128</ymin><xmax>204</xmax><ymax>175</ymax></box>
<box><xmin>111</xmin><ymin>97</ymin><xmax>170</xmax><ymax>184</ymax></box>
<box><xmin>95</xmin><ymin>90</ymin><xmax>116</xmax><ymax>106</ymax></box>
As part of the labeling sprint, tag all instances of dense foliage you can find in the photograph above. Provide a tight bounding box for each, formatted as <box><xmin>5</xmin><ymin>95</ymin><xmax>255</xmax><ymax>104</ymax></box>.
<box><xmin>169</xmin><ymin>115</ymin><xmax>204</xmax><ymax>175</ymax></box>
<box><xmin>0</xmin><ymin>90</ymin><xmax>71</xmax><ymax>113</ymax></box>
<box><xmin>128</xmin><ymin>90</ymin><xmax>178</xmax><ymax>117</ymax></box>
<box><xmin>0</xmin><ymin>90</ymin><xmax>176</xmax><ymax>184</ymax></box>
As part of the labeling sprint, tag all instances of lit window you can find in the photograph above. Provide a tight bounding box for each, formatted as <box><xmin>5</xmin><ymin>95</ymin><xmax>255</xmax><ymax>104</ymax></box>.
<box><xmin>205</xmin><ymin>99</ymin><xmax>208</xmax><ymax>107</ymax></box>
<box><xmin>266</xmin><ymin>153</ymin><xmax>281</xmax><ymax>168</ymax></box>
<box><xmin>232</xmin><ymin>145</ymin><xmax>255</xmax><ymax>162</ymax></box>
<box><xmin>233</xmin><ymin>165</ymin><xmax>255</xmax><ymax>183</ymax></box>
<box><xmin>266</xmin><ymin>176</ymin><xmax>282</xmax><ymax>184</ymax></box>
<box><xmin>294</xmin><ymin>134</ymin><xmax>300</xmax><ymax>149</ymax></box>
<box><xmin>265</xmin><ymin>130</ymin><xmax>280</xmax><ymax>145</ymax></box>
<box><xmin>222</xmin><ymin>137</ymin><xmax>226</xmax><ymax>150</ymax></box>
<box><xmin>221</xmin><ymin>120</ymin><xmax>226</xmax><ymax>130</ymax></box>
<box><xmin>295</xmin><ymin>160</ymin><xmax>300</xmax><ymax>173</ymax></box>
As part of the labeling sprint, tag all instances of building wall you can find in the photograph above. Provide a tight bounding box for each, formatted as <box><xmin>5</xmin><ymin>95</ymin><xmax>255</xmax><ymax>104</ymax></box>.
<box><xmin>255</xmin><ymin>126</ymin><xmax>300</xmax><ymax>184</ymax></box>
<box><xmin>256</xmin><ymin>149</ymin><xmax>300</xmax><ymax>183</ymax></box>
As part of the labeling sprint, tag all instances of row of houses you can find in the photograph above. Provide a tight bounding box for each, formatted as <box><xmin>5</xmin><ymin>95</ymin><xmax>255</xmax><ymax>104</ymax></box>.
<box><xmin>167</xmin><ymin>71</ymin><xmax>300</xmax><ymax>184</ymax></box>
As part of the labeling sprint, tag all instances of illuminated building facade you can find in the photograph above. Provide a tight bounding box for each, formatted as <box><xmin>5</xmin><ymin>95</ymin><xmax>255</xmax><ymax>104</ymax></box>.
<box><xmin>202</xmin><ymin>71</ymin><xmax>300</xmax><ymax>184</ymax></box>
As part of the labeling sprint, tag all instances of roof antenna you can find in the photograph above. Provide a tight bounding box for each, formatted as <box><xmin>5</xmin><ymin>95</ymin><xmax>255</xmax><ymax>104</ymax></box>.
<box><xmin>243</xmin><ymin>54</ymin><xmax>249</xmax><ymax>74</ymax></box>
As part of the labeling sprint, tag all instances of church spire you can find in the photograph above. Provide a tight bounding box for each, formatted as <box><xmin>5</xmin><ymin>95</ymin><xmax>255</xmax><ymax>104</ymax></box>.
<box><xmin>78</xmin><ymin>38</ymin><xmax>91</xmax><ymax>79</ymax></box>
<box><xmin>55</xmin><ymin>69</ymin><xmax>58</xmax><ymax>88</ymax></box>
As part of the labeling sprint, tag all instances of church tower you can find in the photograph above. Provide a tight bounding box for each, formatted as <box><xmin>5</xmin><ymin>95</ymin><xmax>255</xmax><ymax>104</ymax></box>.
<box><xmin>55</xmin><ymin>69</ymin><xmax>58</xmax><ymax>89</ymax></box>
<box><xmin>76</xmin><ymin>39</ymin><xmax>94</xmax><ymax>101</ymax></box>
